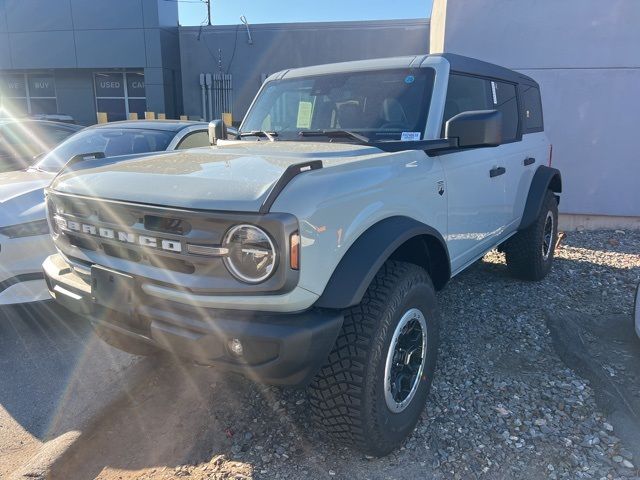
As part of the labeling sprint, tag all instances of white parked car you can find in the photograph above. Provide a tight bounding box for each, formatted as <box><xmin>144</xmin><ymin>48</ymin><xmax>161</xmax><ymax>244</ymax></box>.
<box><xmin>0</xmin><ymin>120</ymin><xmax>210</xmax><ymax>305</ymax></box>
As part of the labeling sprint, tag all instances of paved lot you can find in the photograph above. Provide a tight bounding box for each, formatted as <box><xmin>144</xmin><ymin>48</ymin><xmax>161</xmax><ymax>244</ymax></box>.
<box><xmin>1</xmin><ymin>230</ymin><xmax>639</xmax><ymax>480</ymax></box>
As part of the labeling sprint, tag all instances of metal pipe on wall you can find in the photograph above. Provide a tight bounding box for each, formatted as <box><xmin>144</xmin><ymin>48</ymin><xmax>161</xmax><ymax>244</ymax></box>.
<box><xmin>199</xmin><ymin>73</ymin><xmax>206</xmax><ymax>121</ymax></box>
<box><xmin>205</xmin><ymin>73</ymin><xmax>213</xmax><ymax>121</ymax></box>
<box><xmin>213</xmin><ymin>73</ymin><xmax>220</xmax><ymax>118</ymax></box>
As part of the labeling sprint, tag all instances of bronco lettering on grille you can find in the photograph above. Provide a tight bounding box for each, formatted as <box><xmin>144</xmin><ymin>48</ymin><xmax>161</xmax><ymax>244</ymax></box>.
<box><xmin>54</xmin><ymin>215</ymin><xmax>182</xmax><ymax>253</ymax></box>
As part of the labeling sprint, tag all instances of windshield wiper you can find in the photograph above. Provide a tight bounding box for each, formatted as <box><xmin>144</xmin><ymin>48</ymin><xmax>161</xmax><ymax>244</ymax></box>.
<box><xmin>237</xmin><ymin>130</ymin><xmax>278</xmax><ymax>142</ymax></box>
<box><xmin>298</xmin><ymin>129</ymin><xmax>370</xmax><ymax>144</ymax></box>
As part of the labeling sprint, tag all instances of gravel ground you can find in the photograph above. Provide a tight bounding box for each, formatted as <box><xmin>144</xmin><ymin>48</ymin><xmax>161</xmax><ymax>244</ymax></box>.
<box><xmin>42</xmin><ymin>230</ymin><xmax>640</xmax><ymax>479</ymax></box>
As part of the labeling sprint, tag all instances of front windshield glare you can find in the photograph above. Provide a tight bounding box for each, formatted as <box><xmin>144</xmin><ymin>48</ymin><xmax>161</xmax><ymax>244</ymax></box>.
<box><xmin>36</xmin><ymin>128</ymin><xmax>174</xmax><ymax>172</ymax></box>
<box><xmin>241</xmin><ymin>68</ymin><xmax>435</xmax><ymax>142</ymax></box>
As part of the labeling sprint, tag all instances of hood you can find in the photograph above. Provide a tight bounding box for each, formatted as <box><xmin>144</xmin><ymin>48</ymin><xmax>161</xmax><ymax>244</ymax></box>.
<box><xmin>49</xmin><ymin>142</ymin><xmax>385</xmax><ymax>212</ymax></box>
<box><xmin>0</xmin><ymin>169</ymin><xmax>55</xmax><ymax>226</ymax></box>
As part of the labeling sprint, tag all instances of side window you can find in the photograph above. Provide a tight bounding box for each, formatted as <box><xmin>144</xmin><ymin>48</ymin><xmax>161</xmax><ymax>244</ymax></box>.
<box><xmin>1</xmin><ymin>124</ymin><xmax>34</xmax><ymax>157</ymax></box>
<box><xmin>442</xmin><ymin>74</ymin><xmax>492</xmax><ymax>135</ymax></box>
<box><xmin>492</xmin><ymin>81</ymin><xmax>519</xmax><ymax>142</ymax></box>
<box><xmin>521</xmin><ymin>85</ymin><xmax>543</xmax><ymax>132</ymax></box>
<box><xmin>39</xmin><ymin>126</ymin><xmax>76</xmax><ymax>146</ymax></box>
<box><xmin>176</xmin><ymin>131</ymin><xmax>210</xmax><ymax>150</ymax></box>
<box><xmin>443</xmin><ymin>74</ymin><xmax>520</xmax><ymax>143</ymax></box>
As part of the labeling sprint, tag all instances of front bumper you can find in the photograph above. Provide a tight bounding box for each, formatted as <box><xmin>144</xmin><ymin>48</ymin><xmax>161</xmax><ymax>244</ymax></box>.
<box><xmin>43</xmin><ymin>254</ymin><xmax>343</xmax><ymax>385</ymax></box>
<box><xmin>0</xmin><ymin>233</ymin><xmax>54</xmax><ymax>305</ymax></box>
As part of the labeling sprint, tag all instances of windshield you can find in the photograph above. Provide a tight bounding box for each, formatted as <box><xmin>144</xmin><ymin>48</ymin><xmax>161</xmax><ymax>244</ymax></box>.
<box><xmin>35</xmin><ymin>127</ymin><xmax>175</xmax><ymax>172</ymax></box>
<box><xmin>241</xmin><ymin>68</ymin><xmax>435</xmax><ymax>142</ymax></box>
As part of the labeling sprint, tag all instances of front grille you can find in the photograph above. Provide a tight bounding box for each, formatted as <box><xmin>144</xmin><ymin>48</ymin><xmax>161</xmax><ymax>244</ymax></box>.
<box><xmin>46</xmin><ymin>190</ymin><xmax>300</xmax><ymax>295</ymax></box>
<box><xmin>102</xmin><ymin>243</ymin><xmax>142</xmax><ymax>263</ymax></box>
<box><xmin>144</xmin><ymin>215</ymin><xmax>189</xmax><ymax>235</ymax></box>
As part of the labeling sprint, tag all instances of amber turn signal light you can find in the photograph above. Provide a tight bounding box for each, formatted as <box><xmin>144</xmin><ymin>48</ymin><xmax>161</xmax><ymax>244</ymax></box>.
<box><xmin>290</xmin><ymin>231</ymin><xmax>300</xmax><ymax>270</ymax></box>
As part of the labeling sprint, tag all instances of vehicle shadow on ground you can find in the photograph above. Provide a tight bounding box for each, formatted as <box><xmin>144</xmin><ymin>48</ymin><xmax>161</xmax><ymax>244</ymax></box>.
<box><xmin>47</xmin><ymin>358</ymin><xmax>258</xmax><ymax>479</ymax></box>
<box><xmin>0</xmin><ymin>303</ymin><xmax>103</xmax><ymax>440</ymax></box>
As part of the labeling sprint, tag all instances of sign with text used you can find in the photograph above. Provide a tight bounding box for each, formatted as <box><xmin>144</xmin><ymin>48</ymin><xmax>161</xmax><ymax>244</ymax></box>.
<box><xmin>95</xmin><ymin>73</ymin><xmax>125</xmax><ymax>97</ymax></box>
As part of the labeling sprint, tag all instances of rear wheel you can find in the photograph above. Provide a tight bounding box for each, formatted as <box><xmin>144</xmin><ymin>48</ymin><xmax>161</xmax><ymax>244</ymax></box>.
<box><xmin>308</xmin><ymin>261</ymin><xmax>440</xmax><ymax>456</ymax></box>
<box><xmin>504</xmin><ymin>189</ymin><xmax>558</xmax><ymax>281</ymax></box>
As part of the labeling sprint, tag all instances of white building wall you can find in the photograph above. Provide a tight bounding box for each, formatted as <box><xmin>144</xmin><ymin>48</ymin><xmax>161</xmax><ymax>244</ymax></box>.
<box><xmin>430</xmin><ymin>0</ymin><xmax>640</xmax><ymax>219</ymax></box>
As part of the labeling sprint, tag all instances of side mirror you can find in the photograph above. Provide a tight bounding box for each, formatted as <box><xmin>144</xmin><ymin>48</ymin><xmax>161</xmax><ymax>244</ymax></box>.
<box><xmin>226</xmin><ymin>126</ymin><xmax>238</xmax><ymax>138</ymax></box>
<box><xmin>445</xmin><ymin>110</ymin><xmax>502</xmax><ymax>148</ymax></box>
<box><xmin>208</xmin><ymin>119</ymin><xmax>226</xmax><ymax>145</ymax></box>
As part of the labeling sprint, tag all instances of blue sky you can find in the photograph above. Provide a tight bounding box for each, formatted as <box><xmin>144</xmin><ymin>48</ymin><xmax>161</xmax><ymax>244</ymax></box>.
<box><xmin>178</xmin><ymin>0</ymin><xmax>432</xmax><ymax>26</ymax></box>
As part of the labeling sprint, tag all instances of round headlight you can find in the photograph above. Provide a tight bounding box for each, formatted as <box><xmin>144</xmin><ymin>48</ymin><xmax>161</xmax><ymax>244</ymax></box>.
<box><xmin>223</xmin><ymin>224</ymin><xmax>277</xmax><ymax>283</ymax></box>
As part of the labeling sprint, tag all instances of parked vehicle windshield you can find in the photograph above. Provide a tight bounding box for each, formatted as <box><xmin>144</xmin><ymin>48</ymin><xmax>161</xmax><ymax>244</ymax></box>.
<box><xmin>35</xmin><ymin>127</ymin><xmax>174</xmax><ymax>172</ymax></box>
<box><xmin>241</xmin><ymin>68</ymin><xmax>435</xmax><ymax>142</ymax></box>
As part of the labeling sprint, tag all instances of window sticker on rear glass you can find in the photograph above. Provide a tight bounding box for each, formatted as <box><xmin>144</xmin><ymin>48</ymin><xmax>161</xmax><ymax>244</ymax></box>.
<box><xmin>401</xmin><ymin>132</ymin><xmax>421</xmax><ymax>141</ymax></box>
<box><xmin>491</xmin><ymin>81</ymin><xmax>498</xmax><ymax>105</ymax></box>
<box><xmin>404</xmin><ymin>75</ymin><xmax>415</xmax><ymax>84</ymax></box>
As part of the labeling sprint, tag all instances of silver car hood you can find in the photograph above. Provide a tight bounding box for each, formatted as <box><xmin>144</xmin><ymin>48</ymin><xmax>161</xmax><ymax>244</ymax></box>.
<box><xmin>0</xmin><ymin>169</ymin><xmax>55</xmax><ymax>226</ymax></box>
<box><xmin>49</xmin><ymin>142</ymin><xmax>384</xmax><ymax>212</ymax></box>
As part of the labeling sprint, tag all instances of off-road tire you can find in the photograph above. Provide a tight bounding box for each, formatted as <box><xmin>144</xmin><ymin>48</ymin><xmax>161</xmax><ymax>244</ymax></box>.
<box><xmin>504</xmin><ymin>189</ymin><xmax>558</xmax><ymax>281</ymax></box>
<box><xmin>308</xmin><ymin>261</ymin><xmax>440</xmax><ymax>456</ymax></box>
<box><xmin>94</xmin><ymin>325</ymin><xmax>160</xmax><ymax>357</ymax></box>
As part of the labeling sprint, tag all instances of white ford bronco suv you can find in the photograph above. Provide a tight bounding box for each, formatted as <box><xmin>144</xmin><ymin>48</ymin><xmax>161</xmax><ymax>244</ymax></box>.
<box><xmin>43</xmin><ymin>54</ymin><xmax>561</xmax><ymax>455</ymax></box>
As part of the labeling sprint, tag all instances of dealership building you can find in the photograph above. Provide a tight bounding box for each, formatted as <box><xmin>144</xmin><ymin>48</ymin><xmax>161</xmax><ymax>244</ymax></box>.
<box><xmin>0</xmin><ymin>0</ymin><xmax>428</xmax><ymax>125</ymax></box>
<box><xmin>0</xmin><ymin>0</ymin><xmax>637</xmax><ymax>226</ymax></box>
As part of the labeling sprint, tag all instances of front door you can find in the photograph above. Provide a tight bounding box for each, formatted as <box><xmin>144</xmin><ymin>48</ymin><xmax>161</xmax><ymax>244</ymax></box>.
<box><xmin>442</xmin><ymin>147</ymin><xmax>507</xmax><ymax>273</ymax></box>
<box><xmin>439</xmin><ymin>73</ymin><xmax>512</xmax><ymax>273</ymax></box>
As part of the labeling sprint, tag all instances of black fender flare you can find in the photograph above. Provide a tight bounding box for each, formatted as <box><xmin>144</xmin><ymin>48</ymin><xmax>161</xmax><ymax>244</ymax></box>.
<box><xmin>315</xmin><ymin>216</ymin><xmax>450</xmax><ymax>309</ymax></box>
<box><xmin>519</xmin><ymin>166</ymin><xmax>562</xmax><ymax>230</ymax></box>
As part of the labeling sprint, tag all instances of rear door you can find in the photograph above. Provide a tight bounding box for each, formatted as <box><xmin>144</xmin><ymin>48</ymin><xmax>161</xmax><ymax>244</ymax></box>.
<box><xmin>503</xmin><ymin>84</ymin><xmax>549</xmax><ymax>224</ymax></box>
<box><xmin>488</xmin><ymin>79</ymin><xmax>529</xmax><ymax>230</ymax></box>
<box><xmin>440</xmin><ymin>74</ymin><xmax>510</xmax><ymax>272</ymax></box>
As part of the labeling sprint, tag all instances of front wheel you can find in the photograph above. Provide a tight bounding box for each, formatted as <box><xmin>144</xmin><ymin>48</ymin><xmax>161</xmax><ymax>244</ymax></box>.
<box><xmin>308</xmin><ymin>261</ymin><xmax>440</xmax><ymax>456</ymax></box>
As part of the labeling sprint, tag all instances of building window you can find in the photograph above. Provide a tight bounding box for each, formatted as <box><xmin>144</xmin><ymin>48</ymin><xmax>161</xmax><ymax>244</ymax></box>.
<box><xmin>0</xmin><ymin>73</ymin><xmax>57</xmax><ymax>116</ymax></box>
<box><xmin>94</xmin><ymin>72</ymin><xmax>146</xmax><ymax>121</ymax></box>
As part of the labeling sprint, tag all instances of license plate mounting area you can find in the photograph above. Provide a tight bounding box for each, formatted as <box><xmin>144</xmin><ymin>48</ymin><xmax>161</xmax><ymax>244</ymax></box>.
<box><xmin>91</xmin><ymin>265</ymin><xmax>135</xmax><ymax>314</ymax></box>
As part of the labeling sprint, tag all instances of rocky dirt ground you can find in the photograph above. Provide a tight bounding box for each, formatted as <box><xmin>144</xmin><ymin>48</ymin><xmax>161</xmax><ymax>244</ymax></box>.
<box><xmin>4</xmin><ymin>230</ymin><xmax>640</xmax><ymax>480</ymax></box>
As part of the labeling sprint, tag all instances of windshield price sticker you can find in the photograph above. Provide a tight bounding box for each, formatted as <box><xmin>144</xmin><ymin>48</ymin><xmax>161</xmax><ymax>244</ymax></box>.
<box><xmin>296</xmin><ymin>101</ymin><xmax>313</xmax><ymax>128</ymax></box>
<box><xmin>401</xmin><ymin>132</ymin><xmax>421</xmax><ymax>141</ymax></box>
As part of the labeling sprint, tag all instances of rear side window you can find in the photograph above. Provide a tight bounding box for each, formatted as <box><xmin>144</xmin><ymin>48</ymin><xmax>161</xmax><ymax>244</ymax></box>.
<box><xmin>521</xmin><ymin>85</ymin><xmax>543</xmax><ymax>132</ymax></box>
<box><xmin>443</xmin><ymin>74</ymin><xmax>521</xmax><ymax>143</ymax></box>
<box><xmin>492</xmin><ymin>81</ymin><xmax>519</xmax><ymax>142</ymax></box>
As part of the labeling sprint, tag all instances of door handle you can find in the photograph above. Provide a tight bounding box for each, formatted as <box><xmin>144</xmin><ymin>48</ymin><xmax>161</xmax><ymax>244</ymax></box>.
<box><xmin>524</xmin><ymin>157</ymin><xmax>535</xmax><ymax>166</ymax></box>
<box><xmin>489</xmin><ymin>166</ymin><xmax>506</xmax><ymax>178</ymax></box>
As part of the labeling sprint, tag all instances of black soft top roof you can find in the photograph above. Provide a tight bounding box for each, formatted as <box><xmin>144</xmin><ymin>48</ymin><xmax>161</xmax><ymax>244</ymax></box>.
<box><xmin>434</xmin><ymin>53</ymin><xmax>539</xmax><ymax>88</ymax></box>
